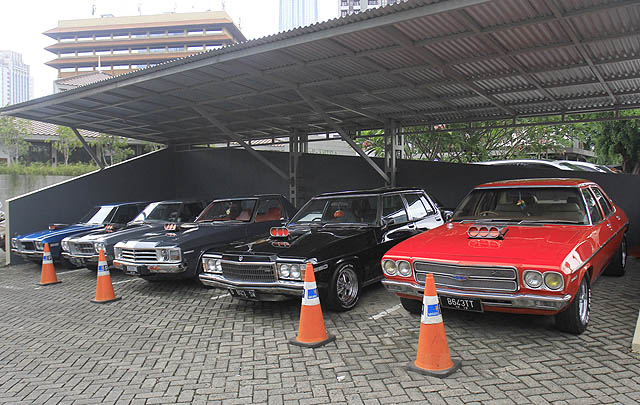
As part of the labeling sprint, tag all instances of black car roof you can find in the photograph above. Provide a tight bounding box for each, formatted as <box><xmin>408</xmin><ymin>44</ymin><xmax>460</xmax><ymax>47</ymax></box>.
<box><xmin>212</xmin><ymin>194</ymin><xmax>285</xmax><ymax>201</ymax></box>
<box><xmin>316</xmin><ymin>188</ymin><xmax>425</xmax><ymax>197</ymax></box>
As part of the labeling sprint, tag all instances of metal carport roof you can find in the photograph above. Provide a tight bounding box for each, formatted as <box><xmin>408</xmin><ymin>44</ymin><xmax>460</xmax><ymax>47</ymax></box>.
<box><xmin>2</xmin><ymin>0</ymin><xmax>640</xmax><ymax>146</ymax></box>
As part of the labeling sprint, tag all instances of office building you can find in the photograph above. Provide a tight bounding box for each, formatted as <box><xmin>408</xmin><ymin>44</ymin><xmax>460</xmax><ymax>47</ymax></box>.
<box><xmin>339</xmin><ymin>0</ymin><xmax>405</xmax><ymax>17</ymax></box>
<box><xmin>279</xmin><ymin>0</ymin><xmax>318</xmax><ymax>31</ymax></box>
<box><xmin>0</xmin><ymin>51</ymin><xmax>32</xmax><ymax>106</ymax></box>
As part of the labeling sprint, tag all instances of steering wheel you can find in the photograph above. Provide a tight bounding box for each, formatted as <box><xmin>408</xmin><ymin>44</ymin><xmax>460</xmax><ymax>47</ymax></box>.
<box><xmin>478</xmin><ymin>210</ymin><xmax>498</xmax><ymax>217</ymax></box>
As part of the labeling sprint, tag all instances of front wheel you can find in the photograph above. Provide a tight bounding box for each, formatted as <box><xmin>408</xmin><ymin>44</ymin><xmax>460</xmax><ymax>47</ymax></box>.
<box><xmin>555</xmin><ymin>276</ymin><xmax>590</xmax><ymax>335</ymax></box>
<box><xmin>326</xmin><ymin>263</ymin><xmax>360</xmax><ymax>312</ymax></box>
<box><xmin>604</xmin><ymin>234</ymin><xmax>627</xmax><ymax>276</ymax></box>
<box><xmin>400</xmin><ymin>297</ymin><xmax>422</xmax><ymax>315</ymax></box>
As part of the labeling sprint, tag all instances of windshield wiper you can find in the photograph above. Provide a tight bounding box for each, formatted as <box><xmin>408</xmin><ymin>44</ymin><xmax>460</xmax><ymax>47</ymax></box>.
<box><xmin>518</xmin><ymin>219</ymin><xmax>584</xmax><ymax>225</ymax></box>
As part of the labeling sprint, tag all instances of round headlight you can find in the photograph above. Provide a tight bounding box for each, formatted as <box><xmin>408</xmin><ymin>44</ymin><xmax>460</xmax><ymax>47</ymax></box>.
<box><xmin>290</xmin><ymin>264</ymin><xmax>301</xmax><ymax>279</ymax></box>
<box><xmin>215</xmin><ymin>259</ymin><xmax>222</xmax><ymax>272</ymax></box>
<box><xmin>279</xmin><ymin>263</ymin><xmax>290</xmax><ymax>278</ymax></box>
<box><xmin>543</xmin><ymin>272</ymin><xmax>564</xmax><ymax>290</ymax></box>
<box><xmin>398</xmin><ymin>261</ymin><xmax>412</xmax><ymax>277</ymax></box>
<box><xmin>94</xmin><ymin>242</ymin><xmax>106</xmax><ymax>253</ymax></box>
<box><xmin>160</xmin><ymin>249</ymin><xmax>169</xmax><ymax>261</ymax></box>
<box><xmin>382</xmin><ymin>259</ymin><xmax>397</xmax><ymax>276</ymax></box>
<box><xmin>524</xmin><ymin>271</ymin><xmax>543</xmax><ymax>288</ymax></box>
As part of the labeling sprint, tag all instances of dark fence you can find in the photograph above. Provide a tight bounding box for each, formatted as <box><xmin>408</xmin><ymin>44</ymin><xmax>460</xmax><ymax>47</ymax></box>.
<box><xmin>7</xmin><ymin>147</ymin><xmax>639</xmax><ymax>263</ymax></box>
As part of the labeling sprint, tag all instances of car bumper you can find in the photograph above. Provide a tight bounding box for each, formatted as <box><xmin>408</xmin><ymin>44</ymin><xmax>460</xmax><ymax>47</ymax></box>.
<box><xmin>61</xmin><ymin>252</ymin><xmax>104</xmax><ymax>265</ymax></box>
<box><xmin>382</xmin><ymin>279</ymin><xmax>572</xmax><ymax>311</ymax></box>
<box><xmin>113</xmin><ymin>259</ymin><xmax>186</xmax><ymax>275</ymax></box>
<box><xmin>11</xmin><ymin>248</ymin><xmax>44</xmax><ymax>259</ymax></box>
<box><xmin>199</xmin><ymin>272</ymin><xmax>304</xmax><ymax>300</ymax></box>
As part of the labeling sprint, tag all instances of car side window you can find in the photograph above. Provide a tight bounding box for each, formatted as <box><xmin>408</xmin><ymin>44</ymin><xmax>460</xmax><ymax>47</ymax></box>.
<box><xmin>590</xmin><ymin>187</ymin><xmax>612</xmax><ymax>217</ymax></box>
<box><xmin>111</xmin><ymin>205</ymin><xmax>139</xmax><ymax>223</ymax></box>
<box><xmin>182</xmin><ymin>203</ymin><xmax>204</xmax><ymax>222</ymax></box>
<box><xmin>582</xmin><ymin>189</ymin><xmax>602</xmax><ymax>223</ymax></box>
<box><xmin>403</xmin><ymin>193</ymin><xmax>429</xmax><ymax>220</ymax></box>
<box><xmin>382</xmin><ymin>194</ymin><xmax>408</xmax><ymax>224</ymax></box>
<box><xmin>255</xmin><ymin>198</ymin><xmax>284</xmax><ymax>223</ymax></box>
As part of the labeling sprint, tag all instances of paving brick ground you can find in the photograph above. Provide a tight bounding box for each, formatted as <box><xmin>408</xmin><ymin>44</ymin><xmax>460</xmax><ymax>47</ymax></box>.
<box><xmin>0</xmin><ymin>258</ymin><xmax>639</xmax><ymax>404</ymax></box>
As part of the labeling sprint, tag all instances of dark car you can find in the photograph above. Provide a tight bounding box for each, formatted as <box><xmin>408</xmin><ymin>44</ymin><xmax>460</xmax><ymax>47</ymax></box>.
<box><xmin>61</xmin><ymin>200</ymin><xmax>208</xmax><ymax>269</ymax></box>
<box><xmin>199</xmin><ymin>188</ymin><xmax>446</xmax><ymax>311</ymax></box>
<box><xmin>11</xmin><ymin>202</ymin><xmax>148</xmax><ymax>264</ymax></box>
<box><xmin>112</xmin><ymin>195</ymin><xmax>296</xmax><ymax>281</ymax></box>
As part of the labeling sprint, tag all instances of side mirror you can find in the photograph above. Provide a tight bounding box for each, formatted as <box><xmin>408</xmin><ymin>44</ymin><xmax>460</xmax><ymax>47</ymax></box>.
<box><xmin>442</xmin><ymin>210</ymin><xmax>454</xmax><ymax>222</ymax></box>
<box><xmin>382</xmin><ymin>217</ymin><xmax>395</xmax><ymax>227</ymax></box>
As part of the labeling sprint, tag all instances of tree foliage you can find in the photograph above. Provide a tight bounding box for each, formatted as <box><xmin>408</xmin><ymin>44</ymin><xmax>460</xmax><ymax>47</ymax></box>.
<box><xmin>53</xmin><ymin>126</ymin><xmax>83</xmax><ymax>165</ymax></box>
<box><xmin>591</xmin><ymin>118</ymin><xmax>640</xmax><ymax>174</ymax></box>
<box><xmin>0</xmin><ymin>115</ymin><xmax>30</xmax><ymax>164</ymax></box>
<box><xmin>91</xmin><ymin>133</ymin><xmax>134</xmax><ymax>166</ymax></box>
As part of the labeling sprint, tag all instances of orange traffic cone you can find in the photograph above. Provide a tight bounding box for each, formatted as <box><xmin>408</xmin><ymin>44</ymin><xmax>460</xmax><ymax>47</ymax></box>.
<box><xmin>406</xmin><ymin>273</ymin><xmax>461</xmax><ymax>377</ymax></box>
<box><xmin>39</xmin><ymin>243</ymin><xmax>61</xmax><ymax>286</ymax></box>
<box><xmin>289</xmin><ymin>263</ymin><xmax>336</xmax><ymax>348</ymax></box>
<box><xmin>91</xmin><ymin>249</ymin><xmax>121</xmax><ymax>304</ymax></box>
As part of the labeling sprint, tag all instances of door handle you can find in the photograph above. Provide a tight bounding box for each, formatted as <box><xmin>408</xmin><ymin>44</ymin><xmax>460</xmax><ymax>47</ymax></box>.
<box><xmin>408</xmin><ymin>224</ymin><xmax>415</xmax><ymax>229</ymax></box>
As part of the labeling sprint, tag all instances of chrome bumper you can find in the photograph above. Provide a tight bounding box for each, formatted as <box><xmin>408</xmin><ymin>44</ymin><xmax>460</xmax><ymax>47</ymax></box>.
<box><xmin>11</xmin><ymin>248</ymin><xmax>43</xmax><ymax>259</ymax></box>
<box><xmin>113</xmin><ymin>259</ymin><xmax>186</xmax><ymax>274</ymax></box>
<box><xmin>382</xmin><ymin>279</ymin><xmax>572</xmax><ymax>311</ymax></box>
<box><xmin>61</xmin><ymin>252</ymin><xmax>103</xmax><ymax>264</ymax></box>
<box><xmin>199</xmin><ymin>272</ymin><xmax>304</xmax><ymax>298</ymax></box>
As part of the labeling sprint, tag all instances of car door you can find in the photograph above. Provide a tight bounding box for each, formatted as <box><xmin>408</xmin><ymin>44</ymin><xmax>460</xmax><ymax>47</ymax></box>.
<box><xmin>402</xmin><ymin>192</ymin><xmax>443</xmax><ymax>231</ymax></box>
<box><xmin>590</xmin><ymin>186</ymin><xmax>619</xmax><ymax>265</ymax></box>
<box><xmin>581</xmin><ymin>188</ymin><xmax>610</xmax><ymax>277</ymax></box>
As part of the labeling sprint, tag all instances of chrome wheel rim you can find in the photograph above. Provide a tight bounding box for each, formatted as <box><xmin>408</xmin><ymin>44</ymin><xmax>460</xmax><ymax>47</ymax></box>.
<box><xmin>621</xmin><ymin>238</ymin><xmax>627</xmax><ymax>268</ymax></box>
<box><xmin>336</xmin><ymin>266</ymin><xmax>359</xmax><ymax>307</ymax></box>
<box><xmin>578</xmin><ymin>278</ymin><xmax>589</xmax><ymax>325</ymax></box>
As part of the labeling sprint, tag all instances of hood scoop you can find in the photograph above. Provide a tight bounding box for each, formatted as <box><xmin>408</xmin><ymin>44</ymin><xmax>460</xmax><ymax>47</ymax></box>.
<box><xmin>467</xmin><ymin>225</ymin><xmax>508</xmax><ymax>240</ymax></box>
<box><xmin>48</xmin><ymin>223</ymin><xmax>69</xmax><ymax>230</ymax></box>
<box><xmin>270</xmin><ymin>227</ymin><xmax>289</xmax><ymax>238</ymax></box>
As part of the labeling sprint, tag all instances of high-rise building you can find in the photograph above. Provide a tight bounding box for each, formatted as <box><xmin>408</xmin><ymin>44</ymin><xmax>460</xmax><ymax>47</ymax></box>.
<box><xmin>44</xmin><ymin>11</ymin><xmax>246</xmax><ymax>79</ymax></box>
<box><xmin>339</xmin><ymin>0</ymin><xmax>405</xmax><ymax>17</ymax></box>
<box><xmin>0</xmin><ymin>51</ymin><xmax>32</xmax><ymax>106</ymax></box>
<box><xmin>279</xmin><ymin>0</ymin><xmax>318</xmax><ymax>32</ymax></box>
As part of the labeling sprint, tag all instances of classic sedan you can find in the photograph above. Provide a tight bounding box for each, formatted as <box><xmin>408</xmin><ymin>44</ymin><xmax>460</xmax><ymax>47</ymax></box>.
<box><xmin>11</xmin><ymin>202</ymin><xmax>147</xmax><ymax>264</ymax></box>
<box><xmin>200</xmin><ymin>188</ymin><xmax>447</xmax><ymax>311</ymax></box>
<box><xmin>112</xmin><ymin>195</ymin><xmax>296</xmax><ymax>281</ymax></box>
<box><xmin>61</xmin><ymin>200</ymin><xmax>207</xmax><ymax>269</ymax></box>
<box><xmin>381</xmin><ymin>178</ymin><xmax>628</xmax><ymax>334</ymax></box>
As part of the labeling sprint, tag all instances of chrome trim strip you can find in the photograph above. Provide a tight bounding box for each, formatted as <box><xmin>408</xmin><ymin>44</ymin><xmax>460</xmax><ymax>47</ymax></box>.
<box><xmin>570</xmin><ymin>221</ymin><xmax>628</xmax><ymax>274</ymax></box>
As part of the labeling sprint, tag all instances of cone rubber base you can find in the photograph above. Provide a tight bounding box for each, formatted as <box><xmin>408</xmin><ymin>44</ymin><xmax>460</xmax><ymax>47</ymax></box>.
<box><xmin>406</xmin><ymin>359</ymin><xmax>462</xmax><ymax>378</ymax></box>
<box><xmin>91</xmin><ymin>297</ymin><xmax>122</xmax><ymax>304</ymax></box>
<box><xmin>289</xmin><ymin>334</ymin><xmax>336</xmax><ymax>348</ymax></box>
<box><xmin>38</xmin><ymin>280</ymin><xmax>62</xmax><ymax>286</ymax></box>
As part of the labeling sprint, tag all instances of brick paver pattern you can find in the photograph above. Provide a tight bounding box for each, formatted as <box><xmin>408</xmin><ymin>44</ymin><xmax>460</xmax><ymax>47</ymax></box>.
<box><xmin>0</xmin><ymin>258</ymin><xmax>639</xmax><ymax>404</ymax></box>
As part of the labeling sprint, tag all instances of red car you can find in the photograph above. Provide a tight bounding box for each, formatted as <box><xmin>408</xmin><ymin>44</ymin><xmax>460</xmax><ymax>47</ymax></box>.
<box><xmin>381</xmin><ymin>178</ymin><xmax>628</xmax><ymax>334</ymax></box>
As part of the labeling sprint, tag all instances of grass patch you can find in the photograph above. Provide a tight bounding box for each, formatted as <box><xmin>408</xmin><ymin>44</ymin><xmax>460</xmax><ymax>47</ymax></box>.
<box><xmin>0</xmin><ymin>163</ymin><xmax>99</xmax><ymax>176</ymax></box>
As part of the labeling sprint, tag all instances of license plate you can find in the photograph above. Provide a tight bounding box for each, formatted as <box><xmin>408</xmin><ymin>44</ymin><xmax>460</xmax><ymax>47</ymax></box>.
<box><xmin>228</xmin><ymin>288</ymin><xmax>257</xmax><ymax>299</ymax></box>
<box><xmin>126</xmin><ymin>265</ymin><xmax>139</xmax><ymax>275</ymax></box>
<box><xmin>440</xmin><ymin>296</ymin><xmax>483</xmax><ymax>312</ymax></box>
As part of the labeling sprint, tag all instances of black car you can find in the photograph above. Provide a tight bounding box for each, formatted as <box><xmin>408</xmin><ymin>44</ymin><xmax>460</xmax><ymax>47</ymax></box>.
<box><xmin>112</xmin><ymin>195</ymin><xmax>296</xmax><ymax>281</ymax></box>
<box><xmin>61</xmin><ymin>200</ymin><xmax>208</xmax><ymax>269</ymax></box>
<box><xmin>199</xmin><ymin>188</ymin><xmax>447</xmax><ymax>311</ymax></box>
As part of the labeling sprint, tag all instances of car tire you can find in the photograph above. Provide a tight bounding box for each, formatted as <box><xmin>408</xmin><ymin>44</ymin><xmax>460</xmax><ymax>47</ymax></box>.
<box><xmin>555</xmin><ymin>276</ymin><xmax>590</xmax><ymax>335</ymax></box>
<box><xmin>400</xmin><ymin>297</ymin><xmax>422</xmax><ymax>315</ymax></box>
<box><xmin>604</xmin><ymin>234</ymin><xmax>627</xmax><ymax>277</ymax></box>
<box><xmin>326</xmin><ymin>262</ymin><xmax>360</xmax><ymax>312</ymax></box>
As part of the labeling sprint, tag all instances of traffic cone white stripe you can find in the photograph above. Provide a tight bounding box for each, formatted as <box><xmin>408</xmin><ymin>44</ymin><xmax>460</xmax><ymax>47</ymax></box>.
<box><xmin>421</xmin><ymin>294</ymin><xmax>443</xmax><ymax>325</ymax></box>
<box><xmin>302</xmin><ymin>280</ymin><xmax>320</xmax><ymax>306</ymax></box>
<box><xmin>97</xmin><ymin>262</ymin><xmax>109</xmax><ymax>277</ymax></box>
<box><xmin>42</xmin><ymin>252</ymin><xmax>53</xmax><ymax>264</ymax></box>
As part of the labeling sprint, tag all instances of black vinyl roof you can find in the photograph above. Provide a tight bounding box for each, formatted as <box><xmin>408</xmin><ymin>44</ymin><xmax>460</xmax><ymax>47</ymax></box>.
<box><xmin>2</xmin><ymin>0</ymin><xmax>640</xmax><ymax>146</ymax></box>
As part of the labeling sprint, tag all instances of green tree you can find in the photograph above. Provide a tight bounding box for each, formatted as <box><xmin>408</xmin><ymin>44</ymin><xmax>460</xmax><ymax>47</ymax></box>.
<box><xmin>0</xmin><ymin>115</ymin><xmax>30</xmax><ymax>165</ymax></box>
<box><xmin>92</xmin><ymin>133</ymin><xmax>134</xmax><ymax>166</ymax></box>
<box><xmin>592</xmin><ymin>118</ymin><xmax>640</xmax><ymax>174</ymax></box>
<box><xmin>53</xmin><ymin>126</ymin><xmax>83</xmax><ymax>165</ymax></box>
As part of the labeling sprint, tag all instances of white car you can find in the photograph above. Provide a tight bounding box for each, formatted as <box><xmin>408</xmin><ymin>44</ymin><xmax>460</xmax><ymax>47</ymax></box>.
<box><xmin>555</xmin><ymin>160</ymin><xmax>616</xmax><ymax>173</ymax></box>
<box><xmin>475</xmin><ymin>159</ymin><xmax>587</xmax><ymax>171</ymax></box>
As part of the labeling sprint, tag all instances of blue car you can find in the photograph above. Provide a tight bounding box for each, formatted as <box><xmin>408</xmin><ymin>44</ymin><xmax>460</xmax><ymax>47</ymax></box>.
<box><xmin>11</xmin><ymin>202</ymin><xmax>147</xmax><ymax>264</ymax></box>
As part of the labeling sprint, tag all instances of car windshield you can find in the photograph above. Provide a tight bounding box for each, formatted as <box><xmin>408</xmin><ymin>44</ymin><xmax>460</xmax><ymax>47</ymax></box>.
<box><xmin>452</xmin><ymin>187</ymin><xmax>589</xmax><ymax>225</ymax></box>
<box><xmin>289</xmin><ymin>196</ymin><xmax>379</xmax><ymax>226</ymax></box>
<box><xmin>196</xmin><ymin>199</ymin><xmax>257</xmax><ymax>222</ymax></box>
<box><xmin>78</xmin><ymin>206</ymin><xmax>116</xmax><ymax>225</ymax></box>
<box><xmin>132</xmin><ymin>202</ymin><xmax>183</xmax><ymax>223</ymax></box>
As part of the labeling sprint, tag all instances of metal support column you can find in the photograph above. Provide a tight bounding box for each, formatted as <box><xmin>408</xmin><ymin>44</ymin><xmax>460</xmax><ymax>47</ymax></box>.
<box><xmin>71</xmin><ymin>127</ymin><xmax>105</xmax><ymax>169</ymax></box>
<box><xmin>192</xmin><ymin>105</ymin><xmax>288</xmax><ymax>180</ymax></box>
<box><xmin>289</xmin><ymin>131</ymin><xmax>303</xmax><ymax>207</ymax></box>
<box><xmin>384</xmin><ymin>121</ymin><xmax>403</xmax><ymax>187</ymax></box>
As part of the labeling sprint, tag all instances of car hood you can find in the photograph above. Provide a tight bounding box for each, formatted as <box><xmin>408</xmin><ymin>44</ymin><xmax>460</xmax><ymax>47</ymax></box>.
<box><xmin>222</xmin><ymin>227</ymin><xmax>372</xmax><ymax>259</ymax></box>
<box><xmin>386</xmin><ymin>222</ymin><xmax>587</xmax><ymax>268</ymax></box>
<box><xmin>71</xmin><ymin>223</ymin><xmax>159</xmax><ymax>245</ymax></box>
<box><xmin>118</xmin><ymin>222</ymin><xmax>247</xmax><ymax>248</ymax></box>
<box><xmin>17</xmin><ymin>224</ymin><xmax>103</xmax><ymax>242</ymax></box>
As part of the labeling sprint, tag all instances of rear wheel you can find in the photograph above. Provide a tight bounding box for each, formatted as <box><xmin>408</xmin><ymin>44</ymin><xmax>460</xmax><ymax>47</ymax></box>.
<box><xmin>555</xmin><ymin>276</ymin><xmax>590</xmax><ymax>335</ymax></box>
<box><xmin>400</xmin><ymin>297</ymin><xmax>422</xmax><ymax>315</ymax></box>
<box><xmin>604</xmin><ymin>235</ymin><xmax>627</xmax><ymax>276</ymax></box>
<box><xmin>326</xmin><ymin>263</ymin><xmax>360</xmax><ymax>312</ymax></box>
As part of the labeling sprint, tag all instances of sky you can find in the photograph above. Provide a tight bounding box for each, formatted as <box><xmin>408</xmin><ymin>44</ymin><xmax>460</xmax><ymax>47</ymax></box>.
<box><xmin>0</xmin><ymin>0</ymin><xmax>340</xmax><ymax>98</ymax></box>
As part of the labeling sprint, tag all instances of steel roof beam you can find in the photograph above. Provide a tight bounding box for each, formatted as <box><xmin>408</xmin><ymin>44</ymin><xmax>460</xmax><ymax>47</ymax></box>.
<box><xmin>296</xmin><ymin>90</ymin><xmax>389</xmax><ymax>183</ymax></box>
<box><xmin>191</xmin><ymin>105</ymin><xmax>288</xmax><ymax>180</ymax></box>
<box><xmin>70</xmin><ymin>127</ymin><xmax>104</xmax><ymax>169</ymax></box>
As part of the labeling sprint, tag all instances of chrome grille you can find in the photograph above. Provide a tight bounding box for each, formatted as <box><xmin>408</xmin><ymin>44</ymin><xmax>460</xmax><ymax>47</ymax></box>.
<box><xmin>414</xmin><ymin>261</ymin><xmax>518</xmax><ymax>292</ymax></box>
<box><xmin>69</xmin><ymin>242</ymin><xmax>94</xmax><ymax>255</ymax></box>
<box><xmin>120</xmin><ymin>248</ymin><xmax>157</xmax><ymax>263</ymax></box>
<box><xmin>221</xmin><ymin>261</ymin><xmax>276</xmax><ymax>283</ymax></box>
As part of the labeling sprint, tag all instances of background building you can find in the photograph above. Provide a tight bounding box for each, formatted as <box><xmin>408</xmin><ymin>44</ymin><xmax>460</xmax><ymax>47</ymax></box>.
<box><xmin>0</xmin><ymin>51</ymin><xmax>33</xmax><ymax>106</ymax></box>
<box><xmin>279</xmin><ymin>0</ymin><xmax>318</xmax><ymax>31</ymax></box>
<box><xmin>339</xmin><ymin>0</ymin><xmax>404</xmax><ymax>17</ymax></box>
<box><xmin>44</xmin><ymin>11</ymin><xmax>246</xmax><ymax>79</ymax></box>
